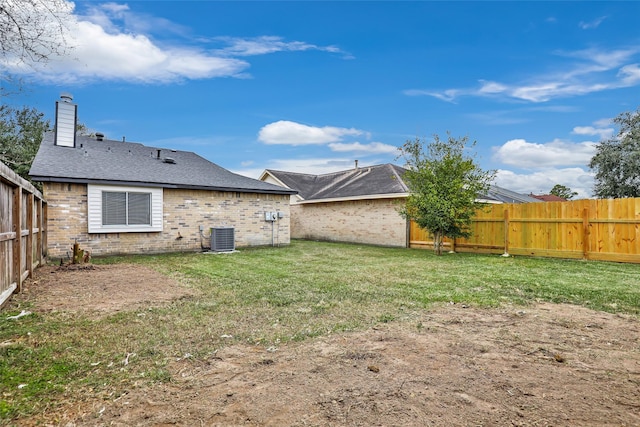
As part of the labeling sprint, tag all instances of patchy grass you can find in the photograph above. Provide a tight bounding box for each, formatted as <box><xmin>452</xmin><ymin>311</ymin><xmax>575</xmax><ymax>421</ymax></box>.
<box><xmin>1</xmin><ymin>240</ymin><xmax>639</xmax><ymax>422</ymax></box>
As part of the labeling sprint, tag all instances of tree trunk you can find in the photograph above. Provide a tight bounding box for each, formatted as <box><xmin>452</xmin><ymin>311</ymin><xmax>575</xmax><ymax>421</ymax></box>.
<box><xmin>434</xmin><ymin>231</ymin><xmax>443</xmax><ymax>256</ymax></box>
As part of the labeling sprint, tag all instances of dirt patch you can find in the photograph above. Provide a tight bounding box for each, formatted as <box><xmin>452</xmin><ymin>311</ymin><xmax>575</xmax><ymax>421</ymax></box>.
<box><xmin>14</xmin><ymin>265</ymin><xmax>640</xmax><ymax>426</ymax></box>
<box><xmin>18</xmin><ymin>264</ymin><xmax>194</xmax><ymax>315</ymax></box>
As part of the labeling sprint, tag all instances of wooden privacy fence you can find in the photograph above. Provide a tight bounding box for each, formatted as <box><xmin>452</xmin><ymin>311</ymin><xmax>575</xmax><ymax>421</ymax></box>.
<box><xmin>0</xmin><ymin>161</ymin><xmax>47</xmax><ymax>308</ymax></box>
<box><xmin>410</xmin><ymin>198</ymin><xmax>640</xmax><ymax>264</ymax></box>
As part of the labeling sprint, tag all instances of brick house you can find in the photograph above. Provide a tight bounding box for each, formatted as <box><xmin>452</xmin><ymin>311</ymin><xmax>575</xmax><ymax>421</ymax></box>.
<box><xmin>29</xmin><ymin>96</ymin><xmax>296</xmax><ymax>258</ymax></box>
<box><xmin>260</xmin><ymin>164</ymin><xmax>540</xmax><ymax>247</ymax></box>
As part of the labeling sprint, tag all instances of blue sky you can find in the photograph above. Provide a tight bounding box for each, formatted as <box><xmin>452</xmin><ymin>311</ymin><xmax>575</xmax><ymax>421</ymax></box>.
<box><xmin>3</xmin><ymin>1</ymin><xmax>640</xmax><ymax>198</ymax></box>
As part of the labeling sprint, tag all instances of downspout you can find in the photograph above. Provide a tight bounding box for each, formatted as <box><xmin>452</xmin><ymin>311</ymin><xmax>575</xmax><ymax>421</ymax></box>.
<box><xmin>271</xmin><ymin>220</ymin><xmax>275</xmax><ymax>247</ymax></box>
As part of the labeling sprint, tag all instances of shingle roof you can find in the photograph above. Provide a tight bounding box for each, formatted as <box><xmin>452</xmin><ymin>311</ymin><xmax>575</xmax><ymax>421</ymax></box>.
<box><xmin>265</xmin><ymin>164</ymin><xmax>409</xmax><ymax>200</ymax></box>
<box><xmin>529</xmin><ymin>194</ymin><xmax>567</xmax><ymax>202</ymax></box>
<box><xmin>482</xmin><ymin>186</ymin><xmax>542</xmax><ymax>204</ymax></box>
<box><xmin>265</xmin><ymin>164</ymin><xmax>541</xmax><ymax>203</ymax></box>
<box><xmin>29</xmin><ymin>132</ymin><xmax>296</xmax><ymax>195</ymax></box>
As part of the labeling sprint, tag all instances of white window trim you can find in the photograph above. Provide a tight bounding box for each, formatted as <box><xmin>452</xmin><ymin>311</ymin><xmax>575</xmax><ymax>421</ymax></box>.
<box><xmin>88</xmin><ymin>184</ymin><xmax>163</xmax><ymax>233</ymax></box>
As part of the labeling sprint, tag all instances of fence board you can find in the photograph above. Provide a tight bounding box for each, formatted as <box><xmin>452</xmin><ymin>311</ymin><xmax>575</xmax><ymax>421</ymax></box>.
<box><xmin>0</xmin><ymin>161</ymin><xmax>46</xmax><ymax>308</ymax></box>
<box><xmin>410</xmin><ymin>198</ymin><xmax>640</xmax><ymax>264</ymax></box>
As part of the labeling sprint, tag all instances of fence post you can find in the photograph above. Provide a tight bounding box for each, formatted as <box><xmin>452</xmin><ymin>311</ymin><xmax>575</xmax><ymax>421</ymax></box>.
<box><xmin>502</xmin><ymin>209</ymin><xmax>509</xmax><ymax>256</ymax></box>
<box><xmin>582</xmin><ymin>207</ymin><xmax>589</xmax><ymax>260</ymax></box>
<box><xmin>36</xmin><ymin>198</ymin><xmax>42</xmax><ymax>266</ymax></box>
<box><xmin>12</xmin><ymin>187</ymin><xmax>22</xmax><ymax>292</ymax></box>
<box><xmin>43</xmin><ymin>202</ymin><xmax>48</xmax><ymax>261</ymax></box>
<box><xmin>26</xmin><ymin>193</ymin><xmax>34</xmax><ymax>278</ymax></box>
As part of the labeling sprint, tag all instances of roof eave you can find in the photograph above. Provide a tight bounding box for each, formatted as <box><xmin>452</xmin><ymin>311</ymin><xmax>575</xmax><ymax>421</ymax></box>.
<box><xmin>296</xmin><ymin>192</ymin><xmax>409</xmax><ymax>204</ymax></box>
<box><xmin>31</xmin><ymin>176</ymin><xmax>298</xmax><ymax>195</ymax></box>
<box><xmin>475</xmin><ymin>198</ymin><xmax>504</xmax><ymax>205</ymax></box>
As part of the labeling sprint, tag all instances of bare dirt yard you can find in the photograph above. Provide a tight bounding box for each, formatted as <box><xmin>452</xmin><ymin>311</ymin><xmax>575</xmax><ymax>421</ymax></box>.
<box><xmin>16</xmin><ymin>264</ymin><xmax>640</xmax><ymax>426</ymax></box>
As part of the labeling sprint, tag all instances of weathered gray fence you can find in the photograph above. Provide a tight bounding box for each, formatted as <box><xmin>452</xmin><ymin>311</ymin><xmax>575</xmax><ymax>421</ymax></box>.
<box><xmin>0</xmin><ymin>161</ymin><xmax>47</xmax><ymax>308</ymax></box>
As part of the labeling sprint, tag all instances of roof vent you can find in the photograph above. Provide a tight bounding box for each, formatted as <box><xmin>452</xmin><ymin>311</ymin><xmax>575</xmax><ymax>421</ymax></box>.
<box><xmin>95</xmin><ymin>132</ymin><xmax>104</xmax><ymax>141</ymax></box>
<box><xmin>163</xmin><ymin>157</ymin><xmax>176</xmax><ymax>164</ymax></box>
<box><xmin>211</xmin><ymin>227</ymin><xmax>235</xmax><ymax>252</ymax></box>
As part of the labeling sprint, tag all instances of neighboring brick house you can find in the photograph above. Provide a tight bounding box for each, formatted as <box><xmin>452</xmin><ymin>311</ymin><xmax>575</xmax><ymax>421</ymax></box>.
<box><xmin>260</xmin><ymin>164</ymin><xmax>540</xmax><ymax>247</ymax></box>
<box><xmin>30</xmin><ymin>96</ymin><xmax>296</xmax><ymax>258</ymax></box>
<box><xmin>261</xmin><ymin>164</ymin><xmax>410</xmax><ymax>247</ymax></box>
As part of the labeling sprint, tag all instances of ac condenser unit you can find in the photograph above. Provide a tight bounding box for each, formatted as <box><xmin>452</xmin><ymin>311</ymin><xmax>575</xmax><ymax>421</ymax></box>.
<box><xmin>211</xmin><ymin>227</ymin><xmax>235</xmax><ymax>252</ymax></box>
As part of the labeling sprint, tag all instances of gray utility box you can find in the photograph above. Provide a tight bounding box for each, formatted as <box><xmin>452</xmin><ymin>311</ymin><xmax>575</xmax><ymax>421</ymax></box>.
<box><xmin>211</xmin><ymin>227</ymin><xmax>235</xmax><ymax>252</ymax></box>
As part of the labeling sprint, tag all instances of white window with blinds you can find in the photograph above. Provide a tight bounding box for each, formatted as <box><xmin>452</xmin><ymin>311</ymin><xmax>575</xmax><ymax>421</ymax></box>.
<box><xmin>88</xmin><ymin>185</ymin><xmax>163</xmax><ymax>233</ymax></box>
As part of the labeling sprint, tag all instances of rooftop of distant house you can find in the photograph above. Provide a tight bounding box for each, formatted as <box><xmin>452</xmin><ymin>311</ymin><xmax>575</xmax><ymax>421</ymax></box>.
<box><xmin>529</xmin><ymin>194</ymin><xmax>567</xmax><ymax>202</ymax></box>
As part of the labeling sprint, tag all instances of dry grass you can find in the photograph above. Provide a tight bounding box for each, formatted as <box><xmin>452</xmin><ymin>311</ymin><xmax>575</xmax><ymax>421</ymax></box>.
<box><xmin>1</xmin><ymin>240</ymin><xmax>639</xmax><ymax>422</ymax></box>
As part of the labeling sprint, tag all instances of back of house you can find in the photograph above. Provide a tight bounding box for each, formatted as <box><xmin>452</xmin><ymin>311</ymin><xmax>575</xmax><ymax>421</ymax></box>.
<box><xmin>29</xmin><ymin>95</ymin><xmax>296</xmax><ymax>258</ymax></box>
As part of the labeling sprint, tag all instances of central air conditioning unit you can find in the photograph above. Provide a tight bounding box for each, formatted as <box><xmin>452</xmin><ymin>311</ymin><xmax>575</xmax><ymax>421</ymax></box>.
<box><xmin>211</xmin><ymin>227</ymin><xmax>235</xmax><ymax>252</ymax></box>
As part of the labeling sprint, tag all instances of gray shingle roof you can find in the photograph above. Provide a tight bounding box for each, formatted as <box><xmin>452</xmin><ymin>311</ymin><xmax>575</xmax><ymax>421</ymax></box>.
<box><xmin>29</xmin><ymin>132</ymin><xmax>296</xmax><ymax>195</ymax></box>
<box><xmin>266</xmin><ymin>164</ymin><xmax>409</xmax><ymax>200</ymax></box>
<box><xmin>265</xmin><ymin>164</ymin><xmax>540</xmax><ymax>203</ymax></box>
<box><xmin>482</xmin><ymin>186</ymin><xmax>542</xmax><ymax>204</ymax></box>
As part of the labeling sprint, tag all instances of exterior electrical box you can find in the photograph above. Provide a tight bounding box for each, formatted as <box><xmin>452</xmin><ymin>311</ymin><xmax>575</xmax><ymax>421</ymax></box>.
<box><xmin>264</xmin><ymin>212</ymin><xmax>277</xmax><ymax>221</ymax></box>
<box><xmin>211</xmin><ymin>227</ymin><xmax>235</xmax><ymax>252</ymax></box>
<box><xmin>277</xmin><ymin>211</ymin><xmax>285</xmax><ymax>219</ymax></box>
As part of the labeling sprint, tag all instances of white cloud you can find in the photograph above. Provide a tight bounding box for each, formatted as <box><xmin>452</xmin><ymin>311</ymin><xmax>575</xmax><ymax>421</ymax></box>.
<box><xmin>619</xmin><ymin>63</ymin><xmax>640</xmax><ymax>85</ymax></box>
<box><xmin>407</xmin><ymin>46</ymin><xmax>640</xmax><ymax>103</ymax></box>
<box><xmin>493</xmin><ymin>138</ymin><xmax>596</xmax><ymax>168</ymax></box>
<box><xmin>258</xmin><ymin>121</ymin><xmax>366</xmax><ymax>145</ymax></box>
<box><xmin>563</xmin><ymin>47</ymin><xmax>635</xmax><ymax>69</ymax></box>
<box><xmin>1</xmin><ymin>2</ymin><xmax>344</xmax><ymax>84</ymax></box>
<box><xmin>478</xmin><ymin>80</ymin><xmax>508</xmax><ymax>94</ymax></box>
<box><xmin>571</xmin><ymin>126</ymin><xmax>613</xmax><ymax>140</ymax></box>
<box><xmin>593</xmin><ymin>118</ymin><xmax>613</xmax><ymax>128</ymax></box>
<box><xmin>81</xmin><ymin>2</ymin><xmax>126</xmax><ymax>32</ymax></box>
<box><xmin>232</xmin><ymin>157</ymin><xmax>361</xmax><ymax>179</ymax></box>
<box><xmin>2</xmin><ymin>3</ymin><xmax>247</xmax><ymax>83</ymax></box>
<box><xmin>495</xmin><ymin>168</ymin><xmax>594</xmax><ymax>199</ymax></box>
<box><xmin>214</xmin><ymin>36</ymin><xmax>344</xmax><ymax>57</ymax></box>
<box><xmin>404</xmin><ymin>88</ymin><xmax>460</xmax><ymax>102</ymax></box>
<box><xmin>82</xmin><ymin>2</ymin><xmax>190</xmax><ymax>38</ymax></box>
<box><xmin>328</xmin><ymin>142</ymin><xmax>398</xmax><ymax>154</ymax></box>
<box><xmin>579</xmin><ymin>16</ymin><xmax>608</xmax><ymax>30</ymax></box>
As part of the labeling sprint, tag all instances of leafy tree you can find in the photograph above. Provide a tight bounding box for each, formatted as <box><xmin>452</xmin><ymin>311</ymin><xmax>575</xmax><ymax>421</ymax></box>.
<box><xmin>589</xmin><ymin>107</ymin><xmax>640</xmax><ymax>198</ymax></box>
<box><xmin>398</xmin><ymin>134</ymin><xmax>496</xmax><ymax>255</ymax></box>
<box><xmin>0</xmin><ymin>105</ymin><xmax>93</xmax><ymax>187</ymax></box>
<box><xmin>549</xmin><ymin>184</ymin><xmax>577</xmax><ymax>200</ymax></box>
<box><xmin>0</xmin><ymin>105</ymin><xmax>50</xmax><ymax>184</ymax></box>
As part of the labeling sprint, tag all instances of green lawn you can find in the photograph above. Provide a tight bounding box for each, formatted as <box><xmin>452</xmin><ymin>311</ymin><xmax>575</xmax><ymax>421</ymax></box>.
<box><xmin>1</xmin><ymin>240</ymin><xmax>639</xmax><ymax>422</ymax></box>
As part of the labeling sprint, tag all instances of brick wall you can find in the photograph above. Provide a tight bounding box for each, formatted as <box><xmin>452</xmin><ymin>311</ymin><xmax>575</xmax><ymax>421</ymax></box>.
<box><xmin>43</xmin><ymin>183</ymin><xmax>290</xmax><ymax>258</ymax></box>
<box><xmin>291</xmin><ymin>198</ymin><xmax>408</xmax><ymax>247</ymax></box>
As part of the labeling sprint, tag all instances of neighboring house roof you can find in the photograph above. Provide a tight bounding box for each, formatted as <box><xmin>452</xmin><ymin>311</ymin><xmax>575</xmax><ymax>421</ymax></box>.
<box><xmin>261</xmin><ymin>163</ymin><xmax>541</xmax><ymax>204</ymax></box>
<box><xmin>30</xmin><ymin>132</ymin><xmax>296</xmax><ymax>195</ymax></box>
<box><xmin>481</xmin><ymin>186</ymin><xmax>542</xmax><ymax>204</ymax></box>
<box><xmin>529</xmin><ymin>194</ymin><xmax>567</xmax><ymax>202</ymax></box>
<box><xmin>262</xmin><ymin>164</ymin><xmax>409</xmax><ymax>201</ymax></box>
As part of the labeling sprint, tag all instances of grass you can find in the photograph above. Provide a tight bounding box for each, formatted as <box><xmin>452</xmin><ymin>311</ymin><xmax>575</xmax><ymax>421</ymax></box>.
<box><xmin>1</xmin><ymin>239</ymin><xmax>639</xmax><ymax>423</ymax></box>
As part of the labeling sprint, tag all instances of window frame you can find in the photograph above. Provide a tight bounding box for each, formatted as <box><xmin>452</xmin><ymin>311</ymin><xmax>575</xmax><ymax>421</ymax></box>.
<box><xmin>101</xmin><ymin>191</ymin><xmax>151</xmax><ymax>226</ymax></box>
<box><xmin>88</xmin><ymin>184</ymin><xmax>163</xmax><ymax>233</ymax></box>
